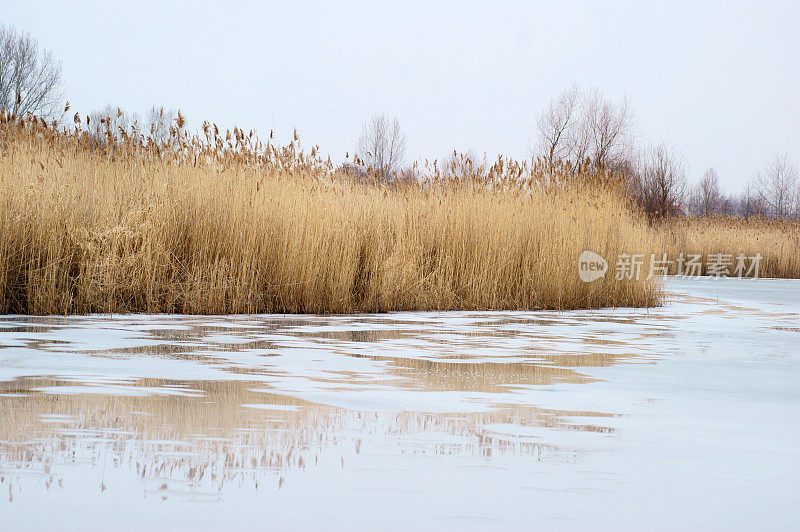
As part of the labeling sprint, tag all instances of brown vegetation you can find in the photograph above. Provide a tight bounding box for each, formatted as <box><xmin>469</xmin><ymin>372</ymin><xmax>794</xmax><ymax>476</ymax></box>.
<box><xmin>0</xmin><ymin>110</ymin><xmax>660</xmax><ymax>315</ymax></box>
<box><xmin>656</xmin><ymin>215</ymin><xmax>800</xmax><ymax>278</ymax></box>
<box><xmin>1</xmin><ymin>104</ymin><xmax>797</xmax><ymax>316</ymax></box>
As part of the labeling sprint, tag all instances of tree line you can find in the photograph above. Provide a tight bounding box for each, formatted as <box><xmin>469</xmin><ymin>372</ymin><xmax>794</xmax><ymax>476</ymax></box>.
<box><xmin>534</xmin><ymin>85</ymin><xmax>799</xmax><ymax>220</ymax></box>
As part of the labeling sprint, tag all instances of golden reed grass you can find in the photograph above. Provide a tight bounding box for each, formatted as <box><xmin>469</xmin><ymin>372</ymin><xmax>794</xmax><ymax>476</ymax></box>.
<box><xmin>656</xmin><ymin>216</ymin><xmax>800</xmax><ymax>278</ymax></box>
<box><xmin>1</xmin><ymin>109</ymin><xmax>795</xmax><ymax>315</ymax></box>
<box><xmin>0</xmin><ymin>110</ymin><xmax>662</xmax><ymax>314</ymax></box>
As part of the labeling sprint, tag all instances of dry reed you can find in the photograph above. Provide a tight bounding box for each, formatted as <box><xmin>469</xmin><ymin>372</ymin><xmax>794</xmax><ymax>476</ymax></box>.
<box><xmin>1</xmin><ymin>108</ymin><xmax>797</xmax><ymax>317</ymax></box>
<box><xmin>0</xmin><ymin>110</ymin><xmax>666</xmax><ymax>314</ymax></box>
<box><xmin>655</xmin><ymin>216</ymin><xmax>800</xmax><ymax>278</ymax></box>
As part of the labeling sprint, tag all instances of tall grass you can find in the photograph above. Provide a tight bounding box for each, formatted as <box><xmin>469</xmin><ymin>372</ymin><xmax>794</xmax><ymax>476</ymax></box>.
<box><xmin>656</xmin><ymin>215</ymin><xmax>800</xmax><ymax>278</ymax></box>
<box><xmin>0</xmin><ymin>111</ymin><xmax>662</xmax><ymax>314</ymax></box>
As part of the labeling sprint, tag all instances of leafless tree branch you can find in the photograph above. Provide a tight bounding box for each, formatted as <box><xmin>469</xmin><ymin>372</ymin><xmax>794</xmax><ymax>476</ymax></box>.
<box><xmin>753</xmin><ymin>154</ymin><xmax>799</xmax><ymax>220</ymax></box>
<box><xmin>356</xmin><ymin>113</ymin><xmax>406</xmax><ymax>175</ymax></box>
<box><xmin>0</xmin><ymin>24</ymin><xmax>63</xmax><ymax>117</ymax></box>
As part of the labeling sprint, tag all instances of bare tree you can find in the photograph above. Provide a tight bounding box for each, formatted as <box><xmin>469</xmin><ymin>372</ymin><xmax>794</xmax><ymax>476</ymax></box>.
<box><xmin>717</xmin><ymin>195</ymin><xmax>737</xmax><ymax>216</ymax></box>
<box><xmin>631</xmin><ymin>144</ymin><xmax>687</xmax><ymax>218</ymax></box>
<box><xmin>689</xmin><ymin>168</ymin><xmax>722</xmax><ymax>216</ymax></box>
<box><xmin>0</xmin><ymin>24</ymin><xmax>63</xmax><ymax>117</ymax></box>
<box><xmin>753</xmin><ymin>154</ymin><xmax>799</xmax><ymax>220</ymax></box>
<box><xmin>536</xmin><ymin>84</ymin><xmax>580</xmax><ymax>168</ymax></box>
<box><xmin>534</xmin><ymin>86</ymin><xmax>633</xmax><ymax>171</ymax></box>
<box><xmin>737</xmin><ymin>182</ymin><xmax>766</xmax><ymax>219</ymax></box>
<box><xmin>584</xmin><ymin>88</ymin><xmax>634</xmax><ymax>168</ymax></box>
<box><xmin>356</xmin><ymin>113</ymin><xmax>406</xmax><ymax>175</ymax></box>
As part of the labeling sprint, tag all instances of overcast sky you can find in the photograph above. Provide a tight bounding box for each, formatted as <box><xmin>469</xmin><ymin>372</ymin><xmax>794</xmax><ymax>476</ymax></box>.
<box><xmin>3</xmin><ymin>0</ymin><xmax>798</xmax><ymax>192</ymax></box>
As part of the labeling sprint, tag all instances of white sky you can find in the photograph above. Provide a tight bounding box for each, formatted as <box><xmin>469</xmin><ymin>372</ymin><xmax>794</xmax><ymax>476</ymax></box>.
<box><xmin>3</xmin><ymin>0</ymin><xmax>798</xmax><ymax>193</ymax></box>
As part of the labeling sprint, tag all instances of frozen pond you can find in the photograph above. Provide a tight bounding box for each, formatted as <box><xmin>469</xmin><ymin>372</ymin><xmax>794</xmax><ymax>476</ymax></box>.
<box><xmin>1</xmin><ymin>278</ymin><xmax>798</xmax><ymax>530</ymax></box>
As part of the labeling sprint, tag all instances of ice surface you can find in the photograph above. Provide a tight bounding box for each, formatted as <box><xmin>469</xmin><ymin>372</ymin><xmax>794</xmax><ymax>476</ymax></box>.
<box><xmin>0</xmin><ymin>277</ymin><xmax>798</xmax><ymax>530</ymax></box>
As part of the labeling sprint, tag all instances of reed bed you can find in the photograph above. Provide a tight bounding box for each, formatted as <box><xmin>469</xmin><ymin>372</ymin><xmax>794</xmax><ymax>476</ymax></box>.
<box><xmin>656</xmin><ymin>215</ymin><xmax>800</xmax><ymax>279</ymax></box>
<box><xmin>0</xmin><ymin>111</ymin><xmax>663</xmax><ymax>314</ymax></box>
